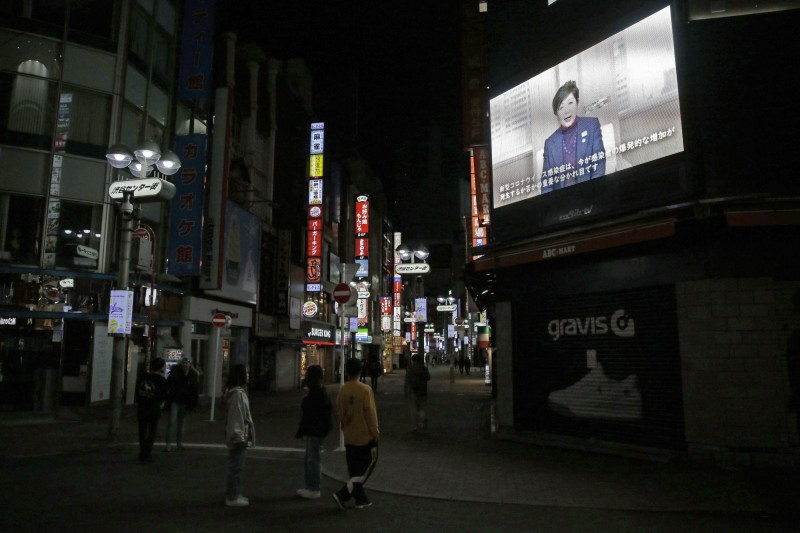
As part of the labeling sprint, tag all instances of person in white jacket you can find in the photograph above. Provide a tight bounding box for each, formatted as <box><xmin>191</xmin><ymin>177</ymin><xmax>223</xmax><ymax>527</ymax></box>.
<box><xmin>224</xmin><ymin>364</ymin><xmax>255</xmax><ymax>507</ymax></box>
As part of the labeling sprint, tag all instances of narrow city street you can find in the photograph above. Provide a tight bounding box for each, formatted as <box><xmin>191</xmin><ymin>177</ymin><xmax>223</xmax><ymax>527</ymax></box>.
<box><xmin>1</xmin><ymin>365</ymin><xmax>798</xmax><ymax>532</ymax></box>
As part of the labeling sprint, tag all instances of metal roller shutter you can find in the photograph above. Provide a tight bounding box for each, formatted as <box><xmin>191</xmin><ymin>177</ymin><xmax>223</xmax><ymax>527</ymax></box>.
<box><xmin>513</xmin><ymin>285</ymin><xmax>684</xmax><ymax>449</ymax></box>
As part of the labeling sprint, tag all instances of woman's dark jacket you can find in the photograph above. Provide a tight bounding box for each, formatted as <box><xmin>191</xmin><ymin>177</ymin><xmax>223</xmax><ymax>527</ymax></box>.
<box><xmin>296</xmin><ymin>387</ymin><xmax>332</xmax><ymax>438</ymax></box>
<box><xmin>166</xmin><ymin>368</ymin><xmax>199</xmax><ymax>410</ymax></box>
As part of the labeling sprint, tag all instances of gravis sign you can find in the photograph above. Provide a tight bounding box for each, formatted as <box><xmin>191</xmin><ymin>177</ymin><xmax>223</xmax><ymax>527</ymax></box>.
<box><xmin>548</xmin><ymin>309</ymin><xmax>635</xmax><ymax>341</ymax></box>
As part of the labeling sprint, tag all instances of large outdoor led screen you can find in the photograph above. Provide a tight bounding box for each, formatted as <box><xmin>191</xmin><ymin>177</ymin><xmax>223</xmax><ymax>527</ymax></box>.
<box><xmin>490</xmin><ymin>6</ymin><xmax>683</xmax><ymax>210</ymax></box>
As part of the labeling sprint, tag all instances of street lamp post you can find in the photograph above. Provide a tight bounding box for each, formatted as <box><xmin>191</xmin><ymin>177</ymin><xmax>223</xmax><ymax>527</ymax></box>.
<box><xmin>395</xmin><ymin>242</ymin><xmax>429</xmax><ymax>362</ymax></box>
<box><xmin>105</xmin><ymin>141</ymin><xmax>180</xmax><ymax>441</ymax></box>
<box><xmin>437</xmin><ymin>292</ymin><xmax>456</xmax><ymax>383</ymax></box>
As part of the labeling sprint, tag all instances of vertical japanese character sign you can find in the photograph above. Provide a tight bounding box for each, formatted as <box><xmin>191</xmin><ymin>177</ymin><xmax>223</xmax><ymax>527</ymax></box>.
<box><xmin>305</xmin><ymin>123</ymin><xmax>325</xmax><ymax>306</ymax></box>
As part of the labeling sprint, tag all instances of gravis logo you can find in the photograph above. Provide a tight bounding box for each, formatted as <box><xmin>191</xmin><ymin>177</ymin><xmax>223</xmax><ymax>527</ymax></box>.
<box><xmin>547</xmin><ymin>309</ymin><xmax>635</xmax><ymax>341</ymax></box>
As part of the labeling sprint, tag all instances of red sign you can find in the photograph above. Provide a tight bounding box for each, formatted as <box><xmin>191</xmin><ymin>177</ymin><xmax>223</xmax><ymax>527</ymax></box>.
<box><xmin>132</xmin><ymin>227</ymin><xmax>151</xmax><ymax>240</ymax></box>
<box><xmin>333</xmin><ymin>283</ymin><xmax>353</xmax><ymax>304</ymax></box>
<box><xmin>355</xmin><ymin>237</ymin><xmax>368</xmax><ymax>259</ymax></box>
<box><xmin>355</xmin><ymin>196</ymin><xmax>369</xmax><ymax>234</ymax></box>
<box><xmin>380</xmin><ymin>296</ymin><xmax>392</xmax><ymax>315</ymax></box>
<box><xmin>211</xmin><ymin>313</ymin><xmax>228</xmax><ymax>328</ymax></box>
<box><xmin>306</xmin><ymin>258</ymin><xmax>321</xmax><ymax>283</ymax></box>
<box><xmin>307</xmin><ymin>229</ymin><xmax>322</xmax><ymax>258</ymax></box>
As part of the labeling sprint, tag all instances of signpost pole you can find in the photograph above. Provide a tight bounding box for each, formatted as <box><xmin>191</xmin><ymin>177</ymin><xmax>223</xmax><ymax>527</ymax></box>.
<box><xmin>208</xmin><ymin>313</ymin><xmax>229</xmax><ymax>422</ymax></box>
<box><xmin>208</xmin><ymin>326</ymin><xmax>221</xmax><ymax>422</ymax></box>
<box><xmin>336</xmin><ymin>307</ymin><xmax>346</xmax><ymax>451</ymax></box>
<box><xmin>333</xmin><ymin>264</ymin><xmax>359</xmax><ymax>453</ymax></box>
<box><xmin>108</xmin><ymin>191</ymin><xmax>134</xmax><ymax>441</ymax></box>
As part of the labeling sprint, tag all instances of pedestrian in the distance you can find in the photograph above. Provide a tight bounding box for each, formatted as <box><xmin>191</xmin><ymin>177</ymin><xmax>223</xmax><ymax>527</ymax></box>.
<box><xmin>367</xmin><ymin>351</ymin><xmax>383</xmax><ymax>392</ymax></box>
<box><xmin>164</xmin><ymin>355</ymin><xmax>200</xmax><ymax>451</ymax></box>
<box><xmin>332</xmin><ymin>358</ymin><xmax>380</xmax><ymax>511</ymax></box>
<box><xmin>404</xmin><ymin>353</ymin><xmax>431</xmax><ymax>431</ymax></box>
<box><xmin>224</xmin><ymin>364</ymin><xmax>255</xmax><ymax>507</ymax></box>
<box><xmin>135</xmin><ymin>357</ymin><xmax>168</xmax><ymax>463</ymax></box>
<box><xmin>295</xmin><ymin>365</ymin><xmax>332</xmax><ymax>500</ymax></box>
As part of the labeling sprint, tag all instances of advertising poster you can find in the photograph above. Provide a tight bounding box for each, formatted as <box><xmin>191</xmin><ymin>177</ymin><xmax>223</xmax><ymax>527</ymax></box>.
<box><xmin>108</xmin><ymin>290</ymin><xmax>134</xmax><ymax>334</ymax></box>
<box><xmin>514</xmin><ymin>285</ymin><xmax>683</xmax><ymax>448</ymax></box>
<box><xmin>90</xmin><ymin>324</ymin><xmax>113</xmax><ymax>402</ymax></box>
<box><xmin>208</xmin><ymin>200</ymin><xmax>260</xmax><ymax>304</ymax></box>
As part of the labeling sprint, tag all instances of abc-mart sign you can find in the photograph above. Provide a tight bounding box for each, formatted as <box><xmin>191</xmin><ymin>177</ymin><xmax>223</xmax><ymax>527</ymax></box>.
<box><xmin>395</xmin><ymin>263</ymin><xmax>430</xmax><ymax>275</ymax></box>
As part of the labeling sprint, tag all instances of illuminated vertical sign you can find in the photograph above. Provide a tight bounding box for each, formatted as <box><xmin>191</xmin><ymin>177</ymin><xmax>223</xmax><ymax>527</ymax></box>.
<box><xmin>461</xmin><ymin>0</ymin><xmax>489</xmax><ymax>150</ymax></box>
<box><xmin>470</xmin><ymin>145</ymin><xmax>491</xmax><ymax>252</ymax></box>
<box><xmin>355</xmin><ymin>196</ymin><xmax>369</xmax><ymax>234</ymax></box>
<box><xmin>393</xmin><ymin>232</ymin><xmax>403</xmax><ymax>336</ymax></box>
<box><xmin>168</xmin><ymin>134</ymin><xmax>206</xmax><ymax>275</ymax></box>
<box><xmin>178</xmin><ymin>0</ymin><xmax>216</xmax><ymax>100</ymax></box>
<box><xmin>354</xmin><ymin>194</ymin><xmax>369</xmax><ymax>327</ymax></box>
<box><xmin>305</xmin><ymin>123</ymin><xmax>325</xmax><ymax>294</ymax></box>
<box><xmin>354</xmin><ymin>194</ymin><xmax>369</xmax><ymax>281</ymax></box>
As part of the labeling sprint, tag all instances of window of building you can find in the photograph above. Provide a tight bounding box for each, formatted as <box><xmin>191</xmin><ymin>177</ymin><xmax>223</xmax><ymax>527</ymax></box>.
<box><xmin>156</xmin><ymin>0</ymin><xmax>176</xmax><ymax>35</ymax></box>
<box><xmin>53</xmin><ymin>200</ymin><xmax>102</xmax><ymax>269</ymax></box>
<box><xmin>62</xmin><ymin>44</ymin><xmax>115</xmax><ymax>92</ymax></box>
<box><xmin>0</xmin><ymin>30</ymin><xmax>61</xmax><ymax>78</ymax></box>
<box><xmin>0</xmin><ymin>0</ymin><xmax>66</xmax><ymax>36</ymax></box>
<box><xmin>0</xmin><ymin>70</ymin><xmax>57</xmax><ymax>150</ymax></box>
<box><xmin>67</xmin><ymin>0</ymin><xmax>116</xmax><ymax>50</ymax></box>
<box><xmin>59</xmin><ymin>156</ymin><xmax>107</xmax><ymax>203</ymax></box>
<box><xmin>0</xmin><ymin>194</ymin><xmax>45</xmax><ymax>265</ymax></box>
<box><xmin>151</xmin><ymin>27</ymin><xmax>172</xmax><ymax>88</ymax></box>
<box><xmin>0</xmin><ymin>148</ymin><xmax>48</xmax><ymax>195</ymax></box>
<box><xmin>128</xmin><ymin>5</ymin><xmax>150</xmax><ymax>68</ymax></box>
<box><xmin>149</xmin><ymin>82</ymin><xmax>168</xmax><ymax>127</ymax></box>
<box><xmin>58</xmin><ymin>87</ymin><xmax>112</xmax><ymax>158</ymax></box>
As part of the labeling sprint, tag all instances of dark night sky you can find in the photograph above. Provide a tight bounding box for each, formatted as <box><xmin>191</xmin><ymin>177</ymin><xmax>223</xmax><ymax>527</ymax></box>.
<box><xmin>217</xmin><ymin>1</ymin><xmax>466</xmax><ymax>241</ymax></box>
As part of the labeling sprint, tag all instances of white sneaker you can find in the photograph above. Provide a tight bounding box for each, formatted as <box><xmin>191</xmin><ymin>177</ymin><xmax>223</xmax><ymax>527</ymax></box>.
<box><xmin>296</xmin><ymin>489</ymin><xmax>321</xmax><ymax>499</ymax></box>
<box><xmin>225</xmin><ymin>496</ymin><xmax>249</xmax><ymax>507</ymax></box>
<box><xmin>547</xmin><ymin>361</ymin><xmax>643</xmax><ymax>421</ymax></box>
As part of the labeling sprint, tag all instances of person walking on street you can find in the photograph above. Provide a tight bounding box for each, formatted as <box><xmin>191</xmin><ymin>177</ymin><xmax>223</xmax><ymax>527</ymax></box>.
<box><xmin>164</xmin><ymin>356</ymin><xmax>199</xmax><ymax>452</ymax></box>
<box><xmin>333</xmin><ymin>358</ymin><xmax>380</xmax><ymax>511</ymax></box>
<box><xmin>295</xmin><ymin>365</ymin><xmax>332</xmax><ymax>500</ymax></box>
<box><xmin>404</xmin><ymin>353</ymin><xmax>431</xmax><ymax>431</ymax></box>
<box><xmin>224</xmin><ymin>364</ymin><xmax>255</xmax><ymax>507</ymax></box>
<box><xmin>464</xmin><ymin>355</ymin><xmax>471</xmax><ymax>375</ymax></box>
<box><xmin>367</xmin><ymin>350</ymin><xmax>383</xmax><ymax>392</ymax></box>
<box><xmin>135</xmin><ymin>357</ymin><xmax>168</xmax><ymax>463</ymax></box>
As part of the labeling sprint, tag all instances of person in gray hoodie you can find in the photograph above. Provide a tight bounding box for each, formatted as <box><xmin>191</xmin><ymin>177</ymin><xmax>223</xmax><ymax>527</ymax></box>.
<box><xmin>224</xmin><ymin>364</ymin><xmax>255</xmax><ymax>507</ymax></box>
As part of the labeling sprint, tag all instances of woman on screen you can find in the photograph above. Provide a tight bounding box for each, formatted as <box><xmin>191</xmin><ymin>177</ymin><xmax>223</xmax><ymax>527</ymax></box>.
<box><xmin>541</xmin><ymin>80</ymin><xmax>605</xmax><ymax>194</ymax></box>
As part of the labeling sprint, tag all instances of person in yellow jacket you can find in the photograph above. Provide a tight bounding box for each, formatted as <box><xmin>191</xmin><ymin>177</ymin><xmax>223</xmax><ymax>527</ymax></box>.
<box><xmin>332</xmin><ymin>358</ymin><xmax>380</xmax><ymax>510</ymax></box>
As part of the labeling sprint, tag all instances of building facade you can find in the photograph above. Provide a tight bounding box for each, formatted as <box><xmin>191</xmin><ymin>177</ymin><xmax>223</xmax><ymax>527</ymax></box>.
<box><xmin>0</xmin><ymin>0</ymin><xmax>188</xmax><ymax>411</ymax></box>
<box><xmin>466</xmin><ymin>0</ymin><xmax>800</xmax><ymax>467</ymax></box>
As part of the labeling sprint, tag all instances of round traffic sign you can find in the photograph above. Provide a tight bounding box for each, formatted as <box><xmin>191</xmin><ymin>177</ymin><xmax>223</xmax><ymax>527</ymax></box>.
<box><xmin>333</xmin><ymin>283</ymin><xmax>354</xmax><ymax>304</ymax></box>
<box><xmin>211</xmin><ymin>313</ymin><xmax>229</xmax><ymax>328</ymax></box>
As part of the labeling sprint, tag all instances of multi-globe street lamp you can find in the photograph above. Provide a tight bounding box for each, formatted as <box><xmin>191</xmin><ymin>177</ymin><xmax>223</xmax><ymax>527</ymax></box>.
<box><xmin>105</xmin><ymin>141</ymin><xmax>180</xmax><ymax>440</ymax></box>
<box><xmin>395</xmin><ymin>242</ymin><xmax>430</xmax><ymax>363</ymax></box>
<box><xmin>437</xmin><ymin>292</ymin><xmax>456</xmax><ymax>382</ymax></box>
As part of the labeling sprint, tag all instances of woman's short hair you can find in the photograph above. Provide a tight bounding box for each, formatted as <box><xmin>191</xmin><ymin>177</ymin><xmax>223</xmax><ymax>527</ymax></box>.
<box><xmin>345</xmin><ymin>358</ymin><xmax>362</xmax><ymax>379</ymax></box>
<box><xmin>226</xmin><ymin>364</ymin><xmax>248</xmax><ymax>389</ymax></box>
<box><xmin>305</xmin><ymin>365</ymin><xmax>324</xmax><ymax>388</ymax></box>
<box><xmin>552</xmin><ymin>80</ymin><xmax>579</xmax><ymax>114</ymax></box>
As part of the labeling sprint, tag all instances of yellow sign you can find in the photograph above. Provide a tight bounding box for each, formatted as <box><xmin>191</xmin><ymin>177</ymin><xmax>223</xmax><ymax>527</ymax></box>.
<box><xmin>309</xmin><ymin>154</ymin><xmax>324</xmax><ymax>177</ymax></box>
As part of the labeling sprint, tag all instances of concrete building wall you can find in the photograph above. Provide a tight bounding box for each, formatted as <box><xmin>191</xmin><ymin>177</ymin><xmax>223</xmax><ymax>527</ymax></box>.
<box><xmin>495</xmin><ymin>301</ymin><xmax>514</xmax><ymax>429</ymax></box>
<box><xmin>677</xmin><ymin>278</ymin><xmax>790</xmax><ymax>452</ymax></box>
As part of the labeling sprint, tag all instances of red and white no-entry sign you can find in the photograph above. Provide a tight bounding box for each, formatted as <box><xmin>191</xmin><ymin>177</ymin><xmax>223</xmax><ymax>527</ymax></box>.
<box><xmin>211</xmin><ymin>313</ymin><xmax>230</xmax><ymax>328</ymax></box>
<box><xmin>333</xmin><ymin>283</ymin><xmax>354</xmax><ymax>304</ymax></box>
